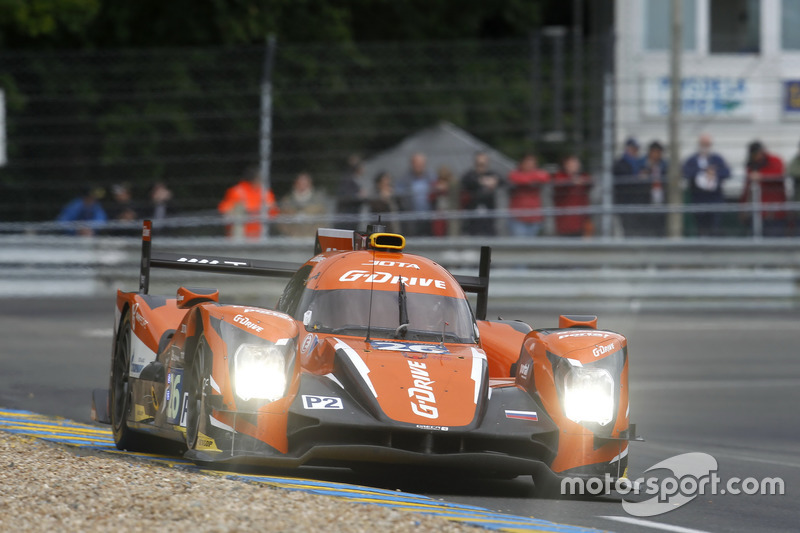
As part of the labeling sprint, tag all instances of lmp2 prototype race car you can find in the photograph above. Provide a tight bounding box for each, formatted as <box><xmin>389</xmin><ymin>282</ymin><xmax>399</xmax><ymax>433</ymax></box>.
<box><xmin>92</xmin><ymin>221</ymin><xmax>639</xmax><ymax>491</ymax></box>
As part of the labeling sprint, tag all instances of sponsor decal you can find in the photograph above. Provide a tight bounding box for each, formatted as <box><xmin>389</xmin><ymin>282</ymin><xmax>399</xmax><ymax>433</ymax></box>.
<box><xmin>362</xmin><ymin>260</ymin><xmax>421</xmax><ymax>270</ymax></box>
<box><xmin>407</xmin><ymin>360</ymin><xmax>438</xmax><ymax>419</ymax></box>
<box><xmin>302</xmin><ymin>395</ymin><xmax>344</xmax><ymax>410</ymax></box>
<box><xmin>371</xmin><ymin>341</ymin><xmax>449</xmax><ymax>354</ymax></box>
<box><xmin>505</xmin><ymin>410</ymin><xmax>538</xmax><ymax>421</ymax></box>
<box><xmin>177</xmin><ymin>257</ymin><xmax>248</xmax><ymax>267</ymax></box>
<box><xmin>131</xmin><ymin>303</ymin><xmax>148</xmax><ymax>331</ymax></box>
<box><xmin>308</xmin><ymin>255</ymin><xmax>326</xmax><ymax>263</ymax></box>
<box><xmin>338</xmin><ymin>270</ymin><xmax>446</xmax><ymax>290</ymax></box>
<box><xmin>301</xmin><ymin>333</ymin><xmax>317</xmax><ymax>354</ymax></box>
<box><xmin>518</xmin><ymin>361</ymin><xmax>531</xmax><ymax>380</ymax></box>
<box><xmin>129</xmin><ymin>332</ymin><xmax>156</xmax><ymax>379</ymax></box>
<box><xmin>416</xmin><ymin>424</ymin><xmax>449</xmax><ymax>431</ymax></box>
<box><xmin>233</xmin><ymin>314</ymin><xmax>264</xmax><ymax>333</ymax></box>
<box><xmin>241</xmin><ymin>308</ymin><xmax>294</xmax><ymax>322</ymax></box>
<box><xmin>592</xmin><ymin>342</ymin><xmax>616</xmax><ymax>357</ymax></box>
<box><xmin>195</xmin><ymin>432</ymin><xmax>221</xmax><ymax>452</ymax></box>
<box><xmin>558</xmin><ymin>331</ymin><xmax>611</xmax><ymax>340</ymax></box>
<box><xmin>134</xmin><ymin>404</ymin><xmax>149</xmax><ymax>422</ymax></box>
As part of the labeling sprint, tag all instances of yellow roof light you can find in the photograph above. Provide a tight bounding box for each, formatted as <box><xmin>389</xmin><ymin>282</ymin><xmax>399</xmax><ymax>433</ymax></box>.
<box><xmin>369</xmin><ymin>232</ymin><xmax>405</xmax><ymax>251</ymax></box>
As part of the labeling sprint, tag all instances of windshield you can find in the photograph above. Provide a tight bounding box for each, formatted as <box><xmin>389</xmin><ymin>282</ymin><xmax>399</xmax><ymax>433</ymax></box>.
<box><xmin>296</xmin><ymin>288</ymin><xmax>476</xmax><ymax>343</ymax></box>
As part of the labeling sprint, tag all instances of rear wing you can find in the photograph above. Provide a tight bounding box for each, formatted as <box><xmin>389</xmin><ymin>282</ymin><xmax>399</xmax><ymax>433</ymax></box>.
<box><xmin>138</xmin><ymin>221</ymin><xmax>300</xmax><ymax>294</ymax></box>
<box><xmin>138</xmin><ymin>221</ymin><xmax>491</xmax><ymax>320</ymax></box>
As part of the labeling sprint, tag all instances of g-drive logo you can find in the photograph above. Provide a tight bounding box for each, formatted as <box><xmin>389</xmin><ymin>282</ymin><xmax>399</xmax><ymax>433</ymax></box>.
<box><xmin>561</xmin><ymin>452</ymin><xmax>785</xmax><ymax>517</ymax></box>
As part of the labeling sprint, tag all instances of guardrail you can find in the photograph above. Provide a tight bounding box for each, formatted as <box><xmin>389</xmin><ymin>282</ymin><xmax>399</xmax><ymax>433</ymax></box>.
<box><xmin>1</xmin><ymin>234</ymin><xmax>798</xmax><ymax>311</ymax></box>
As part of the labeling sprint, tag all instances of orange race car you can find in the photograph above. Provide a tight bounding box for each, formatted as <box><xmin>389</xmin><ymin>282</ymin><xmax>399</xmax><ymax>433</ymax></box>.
<box><xmin>92</xmin><ymin>221</ymin><xmax>640</xmax><ymax>492</ymax></box>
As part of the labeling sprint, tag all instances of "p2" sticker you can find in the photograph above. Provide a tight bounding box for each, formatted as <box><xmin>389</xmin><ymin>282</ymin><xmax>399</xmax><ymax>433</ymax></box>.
<box><xmin>302</xmin><ymin>395</ymin><xmax>343</xmax><ymax>410</ymax></box>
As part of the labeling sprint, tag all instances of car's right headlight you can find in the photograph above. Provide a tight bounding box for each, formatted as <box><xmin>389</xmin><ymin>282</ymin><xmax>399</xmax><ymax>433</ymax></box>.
<box><xmin>563</xmin><ymin>367</ymin><xmax>615</xmax><ymax>426</ymax></box>
<box><xmin>233</xmin><ymin>343</ymin><xmax>287</xmax><ymax>402</ymax></box>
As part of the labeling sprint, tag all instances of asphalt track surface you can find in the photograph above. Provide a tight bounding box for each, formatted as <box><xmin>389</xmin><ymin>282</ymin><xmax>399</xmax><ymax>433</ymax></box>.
<box><xmin>1</xmin><ymin>297</ymin><xmax>798</xmax><ymax>533</ymax></box>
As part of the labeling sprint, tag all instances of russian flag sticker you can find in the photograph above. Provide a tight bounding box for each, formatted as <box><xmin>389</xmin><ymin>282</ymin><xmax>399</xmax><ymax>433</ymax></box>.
<box><xmin>505</xmin><ymin>410</ymin><xmax>538</xmax><ymax>421</ymax></box>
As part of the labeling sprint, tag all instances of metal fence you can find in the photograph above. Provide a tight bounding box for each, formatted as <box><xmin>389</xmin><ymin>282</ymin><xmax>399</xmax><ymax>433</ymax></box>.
<box><xmin>0</xmin><ymin>35</ymin><xmax>607</xmax><ymax>223</ymax></box>
<box><xmin>2</xmin><ymin>38</ymin><xmax>799</xmax><ymax>239</ymax></box>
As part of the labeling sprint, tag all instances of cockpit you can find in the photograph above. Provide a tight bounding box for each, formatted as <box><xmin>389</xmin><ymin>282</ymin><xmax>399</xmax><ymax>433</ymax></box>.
<box><xmin>295</xmin><ymin>287</ymin><xmax>477</xmax><ymax>343</ymax></box>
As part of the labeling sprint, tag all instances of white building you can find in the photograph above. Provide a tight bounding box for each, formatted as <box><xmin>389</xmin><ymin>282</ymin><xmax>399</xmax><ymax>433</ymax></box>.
<box><xmin>615</xmin><ymin>0</ymin><xmax>800</xmax><ymax>191</ymax></box>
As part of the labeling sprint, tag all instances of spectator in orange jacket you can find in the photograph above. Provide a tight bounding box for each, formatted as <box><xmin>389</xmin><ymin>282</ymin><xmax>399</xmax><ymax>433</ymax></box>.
<box><xmin>508</xmin><ymin>154</ymin><xmax>550</xmax><ymax>237</ymax></box>
<box><xmin>218</xmin><ymin>166</ymin><xmax>279</xmax><ymax>239</ymax></box>
<box><xmin>553</xmin><ymin>155</ymin><xmax>593</xmax><ymax>237</ymax></box>
<box><xmin>741</xmin><ymin>141</ymin><xmax>787</xmax><ymax>237</ymax></box>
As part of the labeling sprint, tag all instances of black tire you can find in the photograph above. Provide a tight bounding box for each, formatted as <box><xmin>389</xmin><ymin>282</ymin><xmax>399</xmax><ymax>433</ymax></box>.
<box><xmin>185</xmin><ymin>335</ymin><xmax>210</xmax><ymax>450</ymax></box>
<box><xmin>110</xmin><ymin>311</ymin><xmax>144</xmax><ymax>451</ymax></box>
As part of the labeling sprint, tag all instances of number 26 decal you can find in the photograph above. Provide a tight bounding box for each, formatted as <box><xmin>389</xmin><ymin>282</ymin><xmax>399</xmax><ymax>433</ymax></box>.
<box><xmin>370</xmin><ymin>341</ymin><xmax>449</xmax><ymax>354</ymax></box>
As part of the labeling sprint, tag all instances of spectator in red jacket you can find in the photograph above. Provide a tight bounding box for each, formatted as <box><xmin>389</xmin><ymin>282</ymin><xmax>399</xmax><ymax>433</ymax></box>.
<box><xmin>553</xmin><ymin>155</ymin><xmax>593</xmax><ymax>237</ymax></box>
<box><xmin>741</xmin><ymin>141</ymin><xmax>787</xmax><ymax>237</ymax></box>
<box><xmin>508</xmin><ymin>154</ymin><xmax>550</xmax><ymax>237</ymax></box>
<box><xmin>218</xmin><ymin>166</ymin><xmax>279</xmax><ymax>239</ymax></box>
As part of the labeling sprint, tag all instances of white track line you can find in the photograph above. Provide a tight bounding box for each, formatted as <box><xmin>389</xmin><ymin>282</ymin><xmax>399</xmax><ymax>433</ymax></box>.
<box><xmin>81</xmin><ymin>328</ymin><xmax>113</xmax><ymax>338</ymax></box>
<box><xmin>631</xmin><ymin>378</ymin><xmax>800</xmax><ymax>391</ymax></box>
<box><xmin>600</xmin><ymin>516</ymin><xmax>713</xmax><ymax>533</ymax></box>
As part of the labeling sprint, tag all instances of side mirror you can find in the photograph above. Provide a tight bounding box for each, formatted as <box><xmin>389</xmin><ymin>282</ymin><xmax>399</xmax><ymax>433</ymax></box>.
<box><xmin>177</xmin><ymin>286</ymin><xmax>219</xmax><ymax>309</ymax></box>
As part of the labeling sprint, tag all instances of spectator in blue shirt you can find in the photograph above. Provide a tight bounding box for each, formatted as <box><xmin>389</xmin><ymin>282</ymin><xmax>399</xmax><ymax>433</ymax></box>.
<box><xmin>395</xmin><ymin>152</ymin><xmax>435</xmax><ymax>236</ymax></box>
<box><xmin>57</xmin><ymin>188</ymin><xmax>107</xmax><ymax>236</ymax></box>
<box><xmin>682</xmin><ymin>134</ymin><xmax>731</xmax><ymax>236</ymax></box>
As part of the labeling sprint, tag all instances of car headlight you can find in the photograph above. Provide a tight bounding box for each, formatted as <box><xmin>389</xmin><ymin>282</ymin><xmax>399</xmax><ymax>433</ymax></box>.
<box><xmin>233</xmin><ymin>343</ymin><xmax>287</xmax><ymax>402</ymax></box>
<box><xmin>563</xmin><ymin>367</ymin><xmax>615</xmax><ymax>426</ymax></box>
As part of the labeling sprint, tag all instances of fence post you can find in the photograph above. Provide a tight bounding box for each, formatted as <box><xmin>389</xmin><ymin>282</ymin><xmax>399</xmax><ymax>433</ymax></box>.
<box><xmin>600</xmin><ymin>33</ymin><xmax>615</xmax><ymax>238</ymax></box>
<box><xmin>259</xmin><ymin>35</ymin><xmax>277</xmax><ymax>241</ymax></box>
<box><xmin>750</xmin><ymin>180</ymin><xmax>762</xmax><ymax>239</ymax></box>
<box><xmin>529</xmin><ymin>31</ymin><xmax>542</xmax><ymax>142</ymax></box>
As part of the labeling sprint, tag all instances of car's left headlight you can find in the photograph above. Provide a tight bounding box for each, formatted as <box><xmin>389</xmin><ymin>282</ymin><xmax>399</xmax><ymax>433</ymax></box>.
<box><xmin>233</xmin><ymin>343</ymin><xmax>287</xmax><ymax>402</ymax></box>
<box><xmin>563</xmin><ymin>367</ymin><xmax>615</xmax><ymax>426</ymax></box>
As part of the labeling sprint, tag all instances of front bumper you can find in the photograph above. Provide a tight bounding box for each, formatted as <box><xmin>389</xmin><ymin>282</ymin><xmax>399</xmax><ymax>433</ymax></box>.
<box><xmin>186</xmin><ymin>373</ymin><xmax>561</xmax><ymax>478</ymax></box>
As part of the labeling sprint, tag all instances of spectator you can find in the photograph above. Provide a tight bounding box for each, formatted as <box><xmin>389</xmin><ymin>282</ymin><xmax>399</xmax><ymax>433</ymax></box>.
<box><xmin>507</xmin><ymin>154</ymin><xmax>550</xmax><ymax>237</ymax></box>
<box><xmin>369</xmin><ymin>171</ymin><xmax>401</xmax><ymax>233</ymax></box>
<box><xmin>56</xmin><ymin>187</ymin><xmax>107</xmax><ymax>236</ymax></box>
<box><xmin>741</xmin><ymin>141</ymin><xmax>787</xmax><ymax>237</ymax></box>
<box><xmin>431</xmin><ymin>166</ymin><xmax>460</xmax><ymax>237</ymax></box>
<box><xmin>613</xmin><ymin>137</ymin><xmax>647</xmax><ymax>236</ymax></box>
<box><xmin>553</xmin><ymin>155</ymin><xmax>592</xmax><ymax>237</ymax></box>
<box><xmin>336</xmin><ymin>154</ymin><xmax>368</xmax><ymax>229</ymax></box>
<box><xmin>148</xmin><ymin>182</ymin><xmax>173</xmax><ymax>223</ymax></box>
<box><xmin>106</xmin><ymin>183</ymin><xmax>138</xmax><ymax>221</ymax></box>
<box><xmin>218</xmin><ymin>166</ymin><xmax>278</xmax><ymax>240</ymax></box>
<box><xmin>682</xmin><ymin>134</ymin><xmax>731</xmax><ymax>236</ymax></box>
<box><xmin>640</xmin><ymin>141</ymin><xmax>668</xmax><ymax>237</ymax></box>
<box><xmin>395</xmin><ymin>152</ymin><xmax>435</xmax><ymax>236</ymax></box>
<box><xmin>278</xmin><ymin>172</ymin><xmax>328</xmax><ymax>238</ymax></box>
<box><xmin>789</xmin><ymin>140</ymin><xmax>800</xmax><ymax>235</ymax></box>
<box><xmin>461</xmin><ymin>151</ymin><xmax>502</xmax><ymax>235</ymax></box>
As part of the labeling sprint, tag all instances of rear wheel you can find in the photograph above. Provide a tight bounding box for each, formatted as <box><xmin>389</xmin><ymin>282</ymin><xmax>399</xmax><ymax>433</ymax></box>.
<box><xmin>110</xmin><ymin>311</ymin><xmax>143</xmax><ymax>450</ymax></box>
<box><xmin>185</xmin><ymin>335</ymin><xmax>210</xmax><ymax>450</ymax></box>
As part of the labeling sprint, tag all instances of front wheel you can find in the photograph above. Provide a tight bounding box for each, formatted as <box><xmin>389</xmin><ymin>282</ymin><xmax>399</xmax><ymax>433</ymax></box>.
<box><xmin>110</xmin><ymin>311</ymin><xmax>144</xmax><ymax>451</ymax></box>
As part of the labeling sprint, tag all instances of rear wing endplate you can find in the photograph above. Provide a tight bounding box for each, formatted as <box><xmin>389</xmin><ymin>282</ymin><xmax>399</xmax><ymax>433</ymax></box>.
<box><xmin>453</xmin><ymin>246</ymin><xmax>491</xmax><ymax>321</ymax></box>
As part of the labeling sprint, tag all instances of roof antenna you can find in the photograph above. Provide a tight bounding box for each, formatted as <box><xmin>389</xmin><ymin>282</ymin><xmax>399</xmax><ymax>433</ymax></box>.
<box><xmin>364</xmin><ymin>239</ymin><xmax>376</xmax><ymax>348</ymax></box>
